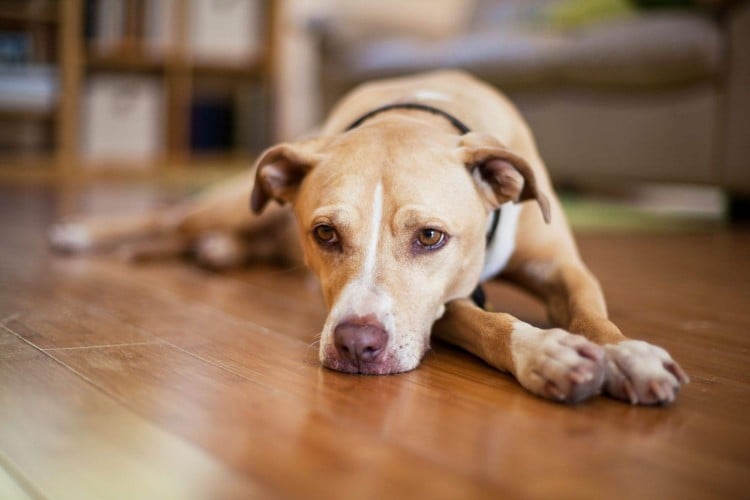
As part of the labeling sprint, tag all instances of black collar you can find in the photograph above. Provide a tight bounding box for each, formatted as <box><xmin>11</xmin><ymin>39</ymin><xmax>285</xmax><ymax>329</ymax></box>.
<box><xmin>345</xmin><ymin>102</ymin><xmax>498</xmax><ymax>310</ymax></box>
<box><xmin>346</xmin><ymin>102</ymin><xmax>472</xmax><ymax>134</ymax></box>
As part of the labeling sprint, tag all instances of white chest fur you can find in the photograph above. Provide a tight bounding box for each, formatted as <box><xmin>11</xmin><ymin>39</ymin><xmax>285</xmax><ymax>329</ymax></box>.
<box><xmin>480</xmin><ymin>201</ymin><xmax>521</xmax><ymax>282</ymax></box>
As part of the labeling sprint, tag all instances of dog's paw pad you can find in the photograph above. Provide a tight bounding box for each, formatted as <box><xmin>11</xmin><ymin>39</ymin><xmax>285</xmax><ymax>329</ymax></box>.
<box><xmin>48</xmin><ymin>223</ymin><xmax>92</xmax><ymax>252</ymax></box>
<box><xmin>604</xmin><ymin>340</ymin><xmax>689</xmax><ymax>406</ymax></box>
<box><xmin>515</xmin><ymin>328</ymin><xmax>605</xmax><ymax>404</ymax></box>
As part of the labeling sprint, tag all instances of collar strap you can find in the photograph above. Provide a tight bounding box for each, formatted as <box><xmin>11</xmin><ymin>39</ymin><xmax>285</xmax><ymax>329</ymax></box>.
<box><xmin>345</xmin><ymin>102</ymin><xmax>472</xmax><ymax>135</ymax></box>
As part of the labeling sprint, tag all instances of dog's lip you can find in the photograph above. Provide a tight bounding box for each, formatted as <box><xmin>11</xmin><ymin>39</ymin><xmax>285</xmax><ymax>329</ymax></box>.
<box><xmin>322</xmin><ymin>354</ymin><xmax>402</xmax><ymax>376</ymax></box>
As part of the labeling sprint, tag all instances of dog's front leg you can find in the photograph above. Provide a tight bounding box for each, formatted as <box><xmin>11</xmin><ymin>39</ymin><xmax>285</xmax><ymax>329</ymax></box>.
<box><xmin>433</xmin><ymin>299</ymin><xmax>606</xmax><ymax>404</ymax></box>
<box><xmin>504</xmin><ymin>261</ymin><xmax>690</xmax><ymax>405</ymax></box>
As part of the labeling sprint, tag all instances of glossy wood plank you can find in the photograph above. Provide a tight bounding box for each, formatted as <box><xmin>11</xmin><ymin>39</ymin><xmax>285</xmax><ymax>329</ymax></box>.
<box><xmin>49</xmin><ymin>342</ymin><xmax>492</xmax><ymax>499</ymax></box>
<box><xmin>0</xmin><ymin>330</ymin><xmax>267</xmax><ymax>499</ymax></box>
<box><xmin>0</xmin><ymin>291</ymin><xmax>155</xmax><ymax>349</ymax></box>
<box><xmin>3</xmin><ymin>246</ymin><xmax>743</xmax><ymax>498</ymax></box>
<box><xmin>1</xmin><ymin>183</ymin><xmax>749</xmax><ymax>499</ymax></box>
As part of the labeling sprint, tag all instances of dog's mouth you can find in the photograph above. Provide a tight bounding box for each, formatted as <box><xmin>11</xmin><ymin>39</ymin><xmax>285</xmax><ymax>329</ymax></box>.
<box><xmin>321</xmin><ymin>347</ymin><xmax>409</xmax><ymax>375</ymax></box>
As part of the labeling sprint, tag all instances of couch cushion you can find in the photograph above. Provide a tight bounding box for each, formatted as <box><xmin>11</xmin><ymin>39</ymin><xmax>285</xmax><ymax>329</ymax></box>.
<box><xmin>560</xmin><ymin>11</ymin><xmax>723</xmax><ymax>87</ymax></box>
<box><xmin>331</xmin><ymin>11</ymin><xmax>723</xmax><ymax>90</ymax></box>
<box><xmin>323</xmin><ymin>0</ymin><xmax>477</xmax><ymax>42</ymax></box>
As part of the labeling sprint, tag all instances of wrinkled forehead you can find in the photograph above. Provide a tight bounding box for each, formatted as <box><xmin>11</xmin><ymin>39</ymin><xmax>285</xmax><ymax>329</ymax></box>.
<box><xmin>296</xmin><ymin>126</ymin><xmax>481</xmax><ymax>224</ymax></box>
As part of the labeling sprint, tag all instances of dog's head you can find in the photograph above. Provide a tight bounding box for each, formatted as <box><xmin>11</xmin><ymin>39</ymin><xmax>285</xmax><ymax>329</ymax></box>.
<box><xmin>251</xmin><ymin>120</ymin><xmax>549</xmax><ymax>374</ymax></box>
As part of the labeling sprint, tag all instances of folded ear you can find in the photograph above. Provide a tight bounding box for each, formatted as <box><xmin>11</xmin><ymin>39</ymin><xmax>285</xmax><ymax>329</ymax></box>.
<box><xmin>459</xmin><ymin>132</ymin><xmax>551</xmax><ymax>224</ymax></box>
<box><xmin>250</xmin><ymin>138</ymin><xmax>328</xmax><ymax>214</ymax></box>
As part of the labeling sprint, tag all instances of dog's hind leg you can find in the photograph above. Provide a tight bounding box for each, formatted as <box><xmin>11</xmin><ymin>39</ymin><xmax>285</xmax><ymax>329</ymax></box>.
<box><xmin>434</xmin><ymin>298</ymin><xmax>606</xmax><ymax>404</ymax></box>
<box><xmin>48</xmin><ymin>170</ymin><xmax>292</xmax><ymax>261</ymax></box>
<box><xmin>49</xmin><ymin>207</ymin><xmax>187</xmax><ymax>253</ymax></box>
<box><xmin>47</xmin><ymin>172</ymin><xmax>255</xmax><ymax>253</ymax></box>
<box><xmin>117</xmin><ymin>232</ymin><xmax>191</xmax><ymax>262</ymax></box>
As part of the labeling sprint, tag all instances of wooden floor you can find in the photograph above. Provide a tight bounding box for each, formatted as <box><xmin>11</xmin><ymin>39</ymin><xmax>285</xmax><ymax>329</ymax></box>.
<box><xmin>1</xmin><ymin>182</ymin><xmax>749</xmax><ymax>499</ymax></box>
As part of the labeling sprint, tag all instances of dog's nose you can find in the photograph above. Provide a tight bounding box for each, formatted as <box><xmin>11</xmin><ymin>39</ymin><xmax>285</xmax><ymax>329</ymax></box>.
<box><xmin>333</xmin><ymin>317</ymin><xmax>388</xmax><ymax>365</ymax></box>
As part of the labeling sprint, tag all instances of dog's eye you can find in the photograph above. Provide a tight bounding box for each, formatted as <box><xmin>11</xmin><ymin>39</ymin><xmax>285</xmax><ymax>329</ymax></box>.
<box><xmin>313</xmin><ymin>224</ymin><xmax>339</xmax><ymax>246</ymax></box>
<box><xmin>415</xmin><ymin>228</ymin><xmax>446</xmax><ymax>250</ymax></box>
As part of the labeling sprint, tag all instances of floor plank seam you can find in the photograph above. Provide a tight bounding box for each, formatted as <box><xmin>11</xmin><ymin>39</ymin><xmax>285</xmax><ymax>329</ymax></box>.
<box><xmin>0</xmin><ymin>323</ymin><xmax>50</xmax><ymax>355</ymax></box>
<box><xmin>1</xmin><ymin>323</ymin><xmax>127</xmax><ymax>393</ymax></box>
<box><xmin>43</xmin><ymin>340</ymin><xmax>165</xmax><ymax>351</ymax></box>
<box><xmin>0</xmin><ymin>449</ymin><xmax>47</xmax><ymax>500</ymax></box>
<box><xmin>156</xmin><ymin>338</ymin><xmax>307</xmax><ymax>395</ymax></box>
<box><xmin>1</xmin><ymin>324</ymin><xmax>172</xmax><ymax>415</ymax></box>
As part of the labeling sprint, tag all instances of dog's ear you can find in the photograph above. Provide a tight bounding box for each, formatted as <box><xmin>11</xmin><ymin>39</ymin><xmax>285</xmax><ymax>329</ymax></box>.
<box><xmin>250</xmin><ymin>138</ymin><xmax>327</xmax><ymax>214</ymax></box>
<box><xmin>459</xmin><ymin>132</ymin><xmax>551</xmax><ymax>224</ymax></box>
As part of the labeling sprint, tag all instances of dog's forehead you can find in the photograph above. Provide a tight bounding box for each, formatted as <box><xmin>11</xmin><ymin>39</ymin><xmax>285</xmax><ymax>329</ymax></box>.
<box><xmin>302</xmin><ymin>161</ymin><xmax>475</xmax><ymax>228</ymax></box>
<box><xmin>327</xmin><ymin>118</ymin><xmax>459</xmax><ymax>166</ymax></box>
<box><xmin>300</xmin><ymin>125</ymin><xmax>477</xmax><ymax>218</ymax></box>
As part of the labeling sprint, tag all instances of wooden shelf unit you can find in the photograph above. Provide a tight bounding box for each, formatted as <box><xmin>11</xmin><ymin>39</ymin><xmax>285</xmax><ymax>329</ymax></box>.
<box><xmin>0</xmin><ymin>0</ymin><xmax>278</xmax><ymax>177</ymax></box>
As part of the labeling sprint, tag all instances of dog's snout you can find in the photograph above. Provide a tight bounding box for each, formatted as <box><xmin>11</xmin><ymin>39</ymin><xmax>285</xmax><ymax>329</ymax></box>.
<box><xmin>333</xmin><ymin>317</ymin><xmax>388</xmax><ymax>365</ymax></box>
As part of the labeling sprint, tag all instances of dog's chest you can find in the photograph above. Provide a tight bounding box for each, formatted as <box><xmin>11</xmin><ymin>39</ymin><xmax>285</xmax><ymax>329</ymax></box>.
<box><xmin>480</xmin><ymin>202</ymin><xmax>522</xmax><ymax>282</ymax></box>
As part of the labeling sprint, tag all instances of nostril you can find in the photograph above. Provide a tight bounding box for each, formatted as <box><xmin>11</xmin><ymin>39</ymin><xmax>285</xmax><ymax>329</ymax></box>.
<box><xmin>361</xmin><ymin>346</ymin><xmax>377</xmax><ymax>361</ymax></box>
<box><xmin>333</xmin><ymin>317</ymin><xmax>388</xmax><ymax>366</ymax></box>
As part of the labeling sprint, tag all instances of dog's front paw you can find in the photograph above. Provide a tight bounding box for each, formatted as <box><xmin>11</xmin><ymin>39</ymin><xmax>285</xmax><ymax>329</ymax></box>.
<box><xmin>513</xmin><ymin>328</ymin><xmax>606</xmax><ymax>404</ymax></box>
<box><xmin>604</xmin><ymin>340</ymin><xmax>689</xmax><ymax>405</ymax></box>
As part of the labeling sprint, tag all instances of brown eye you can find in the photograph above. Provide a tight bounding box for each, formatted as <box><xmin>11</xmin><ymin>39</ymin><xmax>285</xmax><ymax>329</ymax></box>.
<box><xmin>313</xmin><ymin>224</ymin><xmax>339</xmax><ymax>246</ymax></box>
<box><xmin>416</xmin><ymin>228</ymin><xmax>446</xmax><ymax>249</ymax></box>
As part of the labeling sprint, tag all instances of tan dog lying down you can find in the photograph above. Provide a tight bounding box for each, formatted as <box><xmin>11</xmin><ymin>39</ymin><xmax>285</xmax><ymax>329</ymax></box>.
<box><xmin>50</xmin><ymin>71</ymin><xmax>688</xmax><ymax>405</ymax></box>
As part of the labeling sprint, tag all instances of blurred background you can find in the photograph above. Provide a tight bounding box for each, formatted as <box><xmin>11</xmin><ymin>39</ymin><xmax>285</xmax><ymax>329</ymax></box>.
<box><xmin>0</xmin><ymin>0</ymin><xmax>747</xmax><ymax>226</ymax></box>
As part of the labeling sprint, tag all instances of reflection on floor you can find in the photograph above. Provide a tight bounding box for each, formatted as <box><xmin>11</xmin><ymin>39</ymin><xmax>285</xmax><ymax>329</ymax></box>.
<box><xmin>0</xmin><ymin>181</ymin><xmax>748</xmax><ymax>499</ymax></box>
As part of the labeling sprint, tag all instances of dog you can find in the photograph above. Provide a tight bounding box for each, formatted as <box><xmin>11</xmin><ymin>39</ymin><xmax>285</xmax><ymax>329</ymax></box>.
<box><xmin>50</xmin><ymin>70</ymin><xmax>689</xmax><ymax>405</ymax></box>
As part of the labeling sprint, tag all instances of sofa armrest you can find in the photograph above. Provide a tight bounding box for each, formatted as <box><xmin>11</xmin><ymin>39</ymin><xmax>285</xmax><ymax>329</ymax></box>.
<box><xmin>723</xmin><ymin>1</ymin><xmax>750</xmax><ymax>193</ymax></box>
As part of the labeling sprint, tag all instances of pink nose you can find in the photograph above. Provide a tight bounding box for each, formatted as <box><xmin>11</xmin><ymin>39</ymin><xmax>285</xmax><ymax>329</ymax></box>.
<box><xmin>333</xmin><ymin>317</ymin><xmax>388</xmax><ymax>365</ymax></box>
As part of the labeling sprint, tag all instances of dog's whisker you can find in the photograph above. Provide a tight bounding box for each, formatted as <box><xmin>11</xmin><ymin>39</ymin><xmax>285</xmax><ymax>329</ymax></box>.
<box><xmin>306</xmin><ymin>332</ymin><xmax>322</xmax><ymax>356</ymax></box>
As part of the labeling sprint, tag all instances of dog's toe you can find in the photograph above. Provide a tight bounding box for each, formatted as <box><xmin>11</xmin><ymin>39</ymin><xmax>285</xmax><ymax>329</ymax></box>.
<box><xmin>604</xmin><ymin>340</ymin><xmax>688</xmax><ymax>406</ymax></box>
<box><xmin>515</xmin><ymin>329</ymin><xmax>605</xmax><ymax>404</ymax></box>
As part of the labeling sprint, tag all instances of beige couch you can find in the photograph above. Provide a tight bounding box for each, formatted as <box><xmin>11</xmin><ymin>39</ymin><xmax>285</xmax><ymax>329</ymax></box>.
<box><xmin>310</xmin><ymin>1</ymin><xmax>750</xmax><ymax>196</ymax></box>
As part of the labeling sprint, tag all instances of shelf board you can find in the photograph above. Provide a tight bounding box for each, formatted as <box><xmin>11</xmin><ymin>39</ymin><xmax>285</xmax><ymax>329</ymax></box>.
<box><xmin>85</xmin><ymin>51</ymin><xmax>268</xmax><ymax>77</ymax></box>
<box><xmin>189</xmin><ymin>52</ymin><xmax>268</xmax><ymax>74</ymax></box>
<box><xmin>0</xmin><ymin>7</ymin><xmax>57</xmax><ymax>24</ymax></box>
<box><xmin>0</xmin><ymin>108</ymin><xmax>55</xmax><ymax>120</ymax></box>
<box><xmin>0</xmin><ymin>154</ymin><xmax>57</xmax><ymax>179</ymax></box>
<box><xmin>191</xmin><ymin>58</ymin><xmax>267</xmax><ymax>78</ymax></box>
<box><xmin>0</xmin><ymin>155</ymin><xmax>254</xmax><ymax>183</ymax></box>
<box><xmin>85</xmin><ymin>52</ymin><xmax>166</xmax><ymax>72</ymax></box>
<box><xmin>184</xmin><ymin>151</ymin><xmax>258</xmax><ymax>164</ymax></box>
